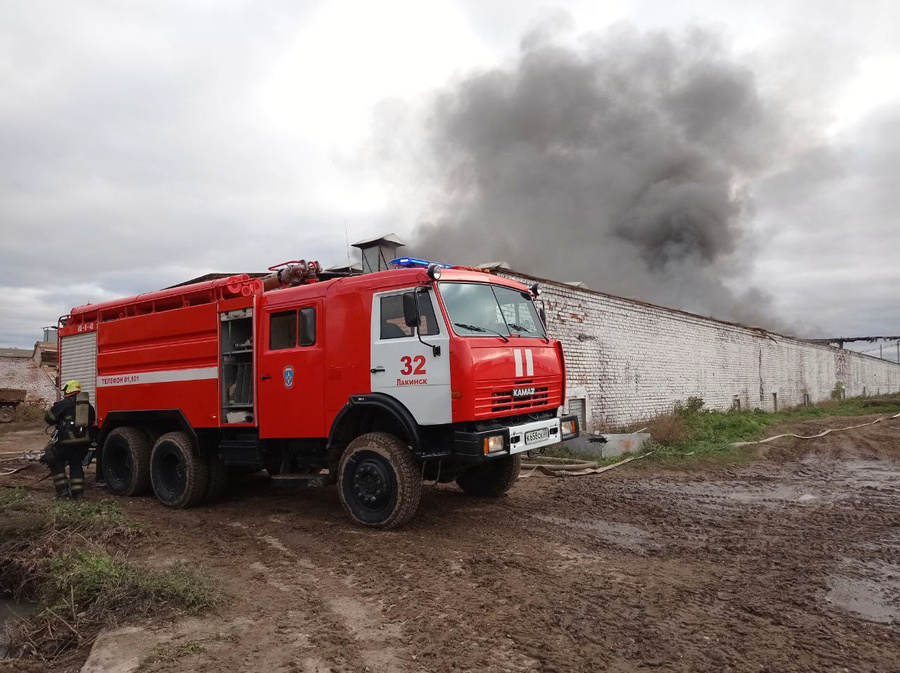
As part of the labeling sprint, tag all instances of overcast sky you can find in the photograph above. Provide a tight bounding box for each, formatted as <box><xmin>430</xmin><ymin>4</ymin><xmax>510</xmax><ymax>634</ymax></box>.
<box><xmin>1</xmin><ymin>0</ymin><xmax>898</xmax><ymax>348</ymax></box>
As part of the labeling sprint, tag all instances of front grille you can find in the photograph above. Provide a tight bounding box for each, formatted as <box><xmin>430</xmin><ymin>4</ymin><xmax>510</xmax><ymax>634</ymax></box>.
<box><xmin>474</xmin><ymin>377</ymin><xmax>560</xmax><ymax>418</ymax></box>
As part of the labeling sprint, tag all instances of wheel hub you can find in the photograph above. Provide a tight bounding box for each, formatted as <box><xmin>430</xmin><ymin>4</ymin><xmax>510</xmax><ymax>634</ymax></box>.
<box><xmin>352</xmin><ymin>460</ymin><xmax>391</xmax><ymax>508</ymax></box>
<box><xmin>159</xmin><ymin>451</ymin><xmax>186</xmax><ymax>494</ymax></box>
<box><xmin>109</xmin><ymin>447</ymin><xmax>129</xmax><ymax>482</ymax></box>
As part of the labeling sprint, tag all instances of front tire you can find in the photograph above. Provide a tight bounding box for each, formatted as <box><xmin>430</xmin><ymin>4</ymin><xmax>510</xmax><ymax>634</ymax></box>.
<box><xmin>103</xmin><ymin>427</ymin><xmax>152</xmax><ymax>496</ymax></box>
<box><xmin>456</xmin><ymin>454</ymin><xmax>522</xmax><ymax>497</ymax></box>
<box><xmin>338</xmin><ymin>432</ymin><xmax>422</xmax><ymax>529</ymax></box>
<box><xmin>150</xmin><ymin>432</ymin><xmax>208</xmax><ymax>508</ymax></box>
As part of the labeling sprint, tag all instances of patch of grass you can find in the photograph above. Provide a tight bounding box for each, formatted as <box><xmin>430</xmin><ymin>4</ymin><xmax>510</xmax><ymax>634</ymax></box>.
<box><xmin>645</xmin><ymin>413</ymin><xmax>689</xmax><ymax>446</ymax></box>
<box><xmin>644</xmin><ymin>393</ymin><xmax>900</xmax><ymax>463</ymax></box>
<box><xmin>0</xmin><ymin>486</ymin><xmax>27</xmax><ymax>509</ymax></box>
<box><xmin>0</xmin><ymin>489</ymin><xmax>221</xmax><ymax>662</ymax></box>
<box><xmin>2</xmin><ymin>548</ymin><xmax>223</xmax><ymax>660</ymax></box>
<box><xmin>45</xmin><ymin>549</ymin><xmax>221</xmax><ymax>615</ymax></box>
<box><xmin>139</xmin><ymin>639</ymin><xmax>210</xmax><ymax>670</ymax></box>
<box><xmin>48</xmin><ymin>499</ymin><xmax>144</xmax><ymax>532</ymax></box>
<box><xmin>0</xmin><ymin>488</ymin><xmax>48</xmax><ymax>543</ymax></box>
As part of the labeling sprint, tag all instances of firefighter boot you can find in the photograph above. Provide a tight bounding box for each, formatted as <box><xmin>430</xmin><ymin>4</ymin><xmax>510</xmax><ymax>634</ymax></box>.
<box><xmin>51</xmin><ymin>472</ymin><xmax>69</xmax><ymax>499</ymax></box>
<box><xmin>69</xmin><ymin>477</ymin><xmax>85</xmax><ymax>501</ymax></box>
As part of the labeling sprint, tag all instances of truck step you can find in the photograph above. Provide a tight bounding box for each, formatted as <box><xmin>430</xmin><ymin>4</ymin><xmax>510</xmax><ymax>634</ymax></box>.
<box><xmin>270</xmin><ymin>473</ymin><xmax>326</xmax><ymax>489</ymax></box>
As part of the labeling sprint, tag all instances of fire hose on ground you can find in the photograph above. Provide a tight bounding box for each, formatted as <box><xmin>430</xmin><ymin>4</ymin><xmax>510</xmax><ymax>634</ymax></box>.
<box><xmin>519</xmin><ymin>453</ymin><xmax>651</xmax><ymax>478</ymax></box>
<box><xmin>728</xmin><ymin>411</ymin><xmax>900</xmax><ymax>447</ymax></box>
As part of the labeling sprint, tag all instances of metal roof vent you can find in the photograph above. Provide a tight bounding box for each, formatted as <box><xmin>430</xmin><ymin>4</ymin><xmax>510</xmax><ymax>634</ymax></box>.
<box><xmin>352</xmin><ymin>233</ymin><xmax>406</xmax><ymax>274</ymax></box>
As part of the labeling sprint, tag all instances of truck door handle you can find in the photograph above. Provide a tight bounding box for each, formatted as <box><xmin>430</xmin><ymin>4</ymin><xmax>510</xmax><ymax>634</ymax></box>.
<box><xmin>370</xmin><ymin>367</ymin><xmax>385</xmax><ymax>374</ymax></box>
<box><xmin>260</xmin><ymin>375</ymin><xmax>272</xmax><ymax>380</ymax></box>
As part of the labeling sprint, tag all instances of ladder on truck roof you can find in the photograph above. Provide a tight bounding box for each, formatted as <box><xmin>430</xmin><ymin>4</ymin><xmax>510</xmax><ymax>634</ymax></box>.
<box><xmin>64</xmin><ymin>261</ymin><xmax>320</xmax><ymax>327</ymax></box>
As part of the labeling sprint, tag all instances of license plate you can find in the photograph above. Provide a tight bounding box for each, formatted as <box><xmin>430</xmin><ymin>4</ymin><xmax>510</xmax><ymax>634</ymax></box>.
<box><xmin>525</xmin><ymin>428</ymin><xmax>550</xmax><ymax>444</ymax></box>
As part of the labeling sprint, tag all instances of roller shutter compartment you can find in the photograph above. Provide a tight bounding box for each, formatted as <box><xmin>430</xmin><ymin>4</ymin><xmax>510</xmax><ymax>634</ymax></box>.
<box><xmin>60</xmin><ymin>332</ymin><xmax>98</xmax><ymax>401</ymax></box>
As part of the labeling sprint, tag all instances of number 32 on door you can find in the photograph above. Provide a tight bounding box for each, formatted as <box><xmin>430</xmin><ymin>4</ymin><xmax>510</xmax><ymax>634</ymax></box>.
<box><xmin>399</xmin><ymin>355</ymin><xmax>426</xmax><ymax>376</ymax></box>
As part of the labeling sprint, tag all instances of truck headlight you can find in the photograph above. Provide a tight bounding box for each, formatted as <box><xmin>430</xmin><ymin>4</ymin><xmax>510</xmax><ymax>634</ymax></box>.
<box><xmin>560</xmin><ymin>419</ymin><xmax>577</xmax><ymax>438</ymax></box>
<box><xmin>483</xmin><ymin>435</ymin><xmax>505</xmax><ymax>454</ymax></box>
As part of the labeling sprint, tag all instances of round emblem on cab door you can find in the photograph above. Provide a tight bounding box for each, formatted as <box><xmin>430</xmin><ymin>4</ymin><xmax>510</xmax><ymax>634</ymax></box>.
<box><xmin>283</xmin><ymin>365</ymin><xmax>295</xmax><ymax>389</ymax></box>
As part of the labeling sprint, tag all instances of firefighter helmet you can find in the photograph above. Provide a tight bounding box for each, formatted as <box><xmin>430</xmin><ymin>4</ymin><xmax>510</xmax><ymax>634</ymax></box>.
<box><xmin>62</xmin><ymin>380</ymin><xmax>82</xmax><ymax>395</ymax></box>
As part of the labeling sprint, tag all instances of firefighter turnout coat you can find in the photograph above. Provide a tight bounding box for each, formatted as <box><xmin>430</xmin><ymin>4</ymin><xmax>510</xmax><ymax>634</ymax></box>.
<box><xmin>45</xmin><ymin>392</ymin><xmax>96</xmax><ymax>447</ymax></box>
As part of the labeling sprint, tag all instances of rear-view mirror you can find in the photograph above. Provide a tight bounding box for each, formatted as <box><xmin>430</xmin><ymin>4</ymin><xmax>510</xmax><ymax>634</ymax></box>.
<box><xmin>402</xmin><ymin>292</ymin><xmax>419</xmax><ymax>328</ymax></box>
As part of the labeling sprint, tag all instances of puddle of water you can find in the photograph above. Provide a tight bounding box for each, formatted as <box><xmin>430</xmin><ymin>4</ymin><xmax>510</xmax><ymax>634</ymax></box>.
<box><xmin>532</xmin><ymin>514</ymin><xmax>655</xmax><ymax>552</ymax></box>
<box><xmin>639</xmin><ymin>481</ymin><xmax>831</xmax><ymax>507</ymax></box>
<box><xmin>826</xmin><ymin>561</ymin><xmax>900</xmax><ymax>625</ymax></box>
<box><xmin>0</xmin><ymin>598</ymin><xmax>40</xmax><ymax>659</ymax></box>
<box><xmin>839</xmin><ymin>461</ymin><xmax>900</xmax><ymax>490</ymax></box>
<box><xmin>637</xmin><ymin>459</ymin><xmax>900</xmax><ymax>510</ymax></box>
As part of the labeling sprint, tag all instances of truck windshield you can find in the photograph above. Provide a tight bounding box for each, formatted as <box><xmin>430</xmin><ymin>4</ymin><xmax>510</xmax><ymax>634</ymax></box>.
<box><xmin>438</xmin><ymin>282</ymin><xmax>546</xmax><ymax>339</ymax></box>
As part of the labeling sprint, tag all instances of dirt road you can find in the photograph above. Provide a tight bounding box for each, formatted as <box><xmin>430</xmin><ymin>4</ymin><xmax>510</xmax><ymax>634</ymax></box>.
<box><xmin>2</xmin><ymin>416</ymin><xmax>899</xmax><ymax>672</ymax></box>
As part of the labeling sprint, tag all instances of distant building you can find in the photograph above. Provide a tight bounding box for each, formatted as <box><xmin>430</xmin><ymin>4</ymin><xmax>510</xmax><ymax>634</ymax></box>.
<box><xmin>0</xmin><ymin>339</ymin><xmax>58</xmax><ymax>406</ymax></box>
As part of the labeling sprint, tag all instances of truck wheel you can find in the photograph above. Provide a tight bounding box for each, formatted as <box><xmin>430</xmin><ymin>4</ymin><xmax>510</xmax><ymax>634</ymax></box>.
<box><xmin>338</xmin><ymin>432</ymin><xmax>422</xmax><ymax>529</ymax></box>
<box><xmin>103</xmin><ymin>427</ymin><xmax>152</xmax><ymax>496</ymax></box>
<box><xmin>150</xmin><ymin>432</ymin><xmax>208</xmax><ymax>509</ymax></box>
<box><xmin>0</xmin><ymin>406</ymin><xmax>13</xmax><ymax>423</ymax></box>
<box><xmin>203</xmin><ymin>456</ymin><xmax>228</xmax><ymax>502</ymax></box>
<box><xmin>456</xmin><ymin>454</ymin><xmax>522</xmax><ymax>497</ymax></box>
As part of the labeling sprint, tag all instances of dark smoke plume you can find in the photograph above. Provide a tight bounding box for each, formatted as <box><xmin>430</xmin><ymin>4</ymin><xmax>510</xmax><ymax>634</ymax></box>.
<box><xmin>404</xmin><ymin>20</ymin><xmax>800</xmax><ymax>330</ymax></box>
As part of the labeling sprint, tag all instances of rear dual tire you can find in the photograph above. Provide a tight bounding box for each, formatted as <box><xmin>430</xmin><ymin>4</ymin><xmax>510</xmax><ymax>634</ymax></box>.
<box><xmin>150</xmin><ymin>432</ymin><xmax>209</xmax><ymax>509</ymax></box>
<box><xmin>103</xmin><ymin>427</ymin><xmax>152</xmax><ymax>496</ymax></box>
<box><xmin>103</xmin><ymin>427</ymin><xmax>226</xmax><ymax>507</ymax></box>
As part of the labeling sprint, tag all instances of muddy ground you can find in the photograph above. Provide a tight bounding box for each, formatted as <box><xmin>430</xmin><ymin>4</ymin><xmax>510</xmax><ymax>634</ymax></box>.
<box><xmin>1</xmin><ymin>415</ymin><xmax>898</xmax><ymax>672</ymax></box>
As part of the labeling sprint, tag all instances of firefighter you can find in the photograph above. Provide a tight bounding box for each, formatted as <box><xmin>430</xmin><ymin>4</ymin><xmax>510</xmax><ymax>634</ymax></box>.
<box><xmin>41</xmin><ymin>380</ymin><xmax>96</xmax><ymax>499</ymax></box>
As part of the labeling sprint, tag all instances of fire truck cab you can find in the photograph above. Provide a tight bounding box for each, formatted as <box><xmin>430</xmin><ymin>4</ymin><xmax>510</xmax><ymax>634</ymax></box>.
<box><xmin>59</xmin><ymin>260</ymin><xmax>579</xmax><ymax>528</ymax></box>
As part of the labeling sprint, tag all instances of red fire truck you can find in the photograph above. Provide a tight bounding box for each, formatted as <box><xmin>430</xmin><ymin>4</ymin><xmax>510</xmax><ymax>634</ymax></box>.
<box><xmin>58</xmin><ymin>259</ymin><xmax>579</xmax><ymax>528</ymax></box>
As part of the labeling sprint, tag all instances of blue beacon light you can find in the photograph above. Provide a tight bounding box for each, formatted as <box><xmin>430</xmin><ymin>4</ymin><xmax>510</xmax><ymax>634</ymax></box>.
<box><xmin>390</xmin><ymin>257</ymin><xmax>453</xmax><ymax>269</ymax></box>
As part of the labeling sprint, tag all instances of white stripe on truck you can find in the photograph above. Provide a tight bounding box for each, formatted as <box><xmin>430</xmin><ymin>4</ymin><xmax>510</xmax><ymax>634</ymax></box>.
<box><xmin>97</xmin><ymin>367</ymin><xmax>218</xmax><ymax>388</ymax></box>
<box><xmin>513</xmin><ymin>349</ymin><xmax>534</xmax><ymax>378</ymax></box>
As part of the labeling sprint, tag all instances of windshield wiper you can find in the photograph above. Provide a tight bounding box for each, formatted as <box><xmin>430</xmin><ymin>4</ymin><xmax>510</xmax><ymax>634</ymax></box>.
<box><xmin>507</xmin><ymin>323</ymin><xmax>549</xmax><ymax>343</ymax></box>
<box><xmin>454</xmin><ymin>322</ymin><xmax>509</xmax><ymax>343</ymax></box>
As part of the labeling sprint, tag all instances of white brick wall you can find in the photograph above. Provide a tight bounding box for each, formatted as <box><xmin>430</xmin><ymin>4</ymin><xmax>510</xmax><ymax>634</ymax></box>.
<box><xmin>501</xmin><ymin>271</ymin><xmax>900</xmax><ymax>429</ymax></box>
<box><xmin>0</xmin><ymin>356</ymin><xmax>58</xmax><ymax>406</ymax></box>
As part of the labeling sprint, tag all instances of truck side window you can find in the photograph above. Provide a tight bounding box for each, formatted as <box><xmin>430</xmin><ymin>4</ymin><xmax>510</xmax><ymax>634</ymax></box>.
<box><xmin>299</xmin><ymin>307</ymin><xmax>316</xmax><ymax>346</ymax></box>
<box><xmin>380</xmin><ymin>293</ymin><xmax>439</xmax><ymax>339</ymax></box>
<box><xmin>270</xmin><ymin>310</ymin><xmax>297</xmax><ymax>350</ymax></box>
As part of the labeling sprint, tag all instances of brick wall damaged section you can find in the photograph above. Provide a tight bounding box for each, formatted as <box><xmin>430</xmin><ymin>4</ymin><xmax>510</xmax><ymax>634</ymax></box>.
<box><xmin>500</xmin><ymin>272</ymin><xmax>900</xmax><ymax>430</ymax></box>
<box><xmin>0</xmin><ymin>357</ymin><xmax>57</xmax><ymax>406</ymax></box>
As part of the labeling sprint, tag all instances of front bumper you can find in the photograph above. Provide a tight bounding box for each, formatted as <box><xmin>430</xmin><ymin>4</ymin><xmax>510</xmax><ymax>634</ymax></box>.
<box><xmin>453</xmin><ymin>414</ymin><xmax>580</xmax><ymax>461</ymax></box>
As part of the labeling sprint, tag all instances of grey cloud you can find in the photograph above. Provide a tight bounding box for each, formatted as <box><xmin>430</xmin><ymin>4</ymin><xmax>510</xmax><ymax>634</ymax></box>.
<box><xmin>0</xmin><ymin>1</ymin><xmax>348</xmax><ymax>346</ymax></box>
<box><xmin>752</xmin><ymin>102</ymin><xmax>900</xmax><ymax>336</ymax></box>
<box><xmin>400</xmin><ymin>21</ymin><xmax>799</xmax><ymax>329</ymax></box>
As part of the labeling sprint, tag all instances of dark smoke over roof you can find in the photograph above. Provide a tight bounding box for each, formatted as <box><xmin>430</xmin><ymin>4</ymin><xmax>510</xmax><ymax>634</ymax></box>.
<box><xmin>406</xmin><ymin>21</ymin><xmax>803</xmax><ymax>330</ymax></box>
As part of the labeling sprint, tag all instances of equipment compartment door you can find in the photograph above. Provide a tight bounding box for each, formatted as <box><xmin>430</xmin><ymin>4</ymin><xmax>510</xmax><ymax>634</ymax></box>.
<box><xmin>370</xmin><ymin>289</ymin><xmax>451</xmax><ymax>425</ymax></box>
<box><xmin>258</xmin><ymin>304</ymin><xmax>324</xmax><ymax>438</ymax></box>
<box><xmin>220</xmin><ymin>309</ymin><xmax>255</xmax><ymax>425</ymax></box>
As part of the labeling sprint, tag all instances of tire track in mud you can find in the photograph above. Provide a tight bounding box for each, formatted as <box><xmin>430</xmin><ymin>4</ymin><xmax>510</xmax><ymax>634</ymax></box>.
<box><xmin>500</xmin><ymin>442</ymin><xmax>900</xmax><ymax>672</ymax></box>
<box><xmin>5</xmin><ymin>416</ymin><xmax>900</xmax><ymax>672</ymax></box>
<box><xmin>111</xmin><ymin>448</ymin><xmax>900</xmax><ymax>672</ymax></box>
<box><xmin>138</xmin><ymin>509</ymin><xmax>412</xmax><ymax>672</ymax></box>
